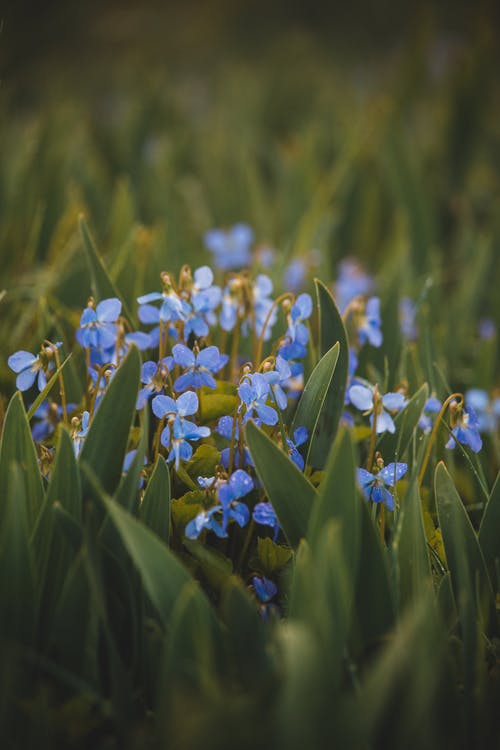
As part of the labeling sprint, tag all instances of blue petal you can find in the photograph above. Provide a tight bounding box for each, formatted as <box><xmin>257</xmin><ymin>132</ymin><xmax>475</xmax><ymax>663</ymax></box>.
<box><xmin>97</xmin><ymin>298</ymin><xmax>121</xmax><ymax>322</ymax></box>
<box><xmin>382</xmin><ymin>392</ymin><xmax>405</xmax><ymax>411</ymax></box>
<box><xmin>253</xmin><ymin>501</ymin><xmax>278</xmax><ymax>527</ymax></box>
<box><xmin>197</xmin><ymin>346</ymin><xmax>222</xmax><ymax>371</ymax></box>
<box><xmin>194</xmin><ymin>265</ymin><xmax>213</xmax><ymax>289</ymax></box>
<box><xmin>293</xmin><ymin>426</ymin><xmax>309</xmax><ymax>446</ymax></box>
<box><xmin>229</xmin><ymin>469</ymin><xmax>254</xmax><ymax>498</ymax></box>
<box><xmin>8</xmin><ymin>350</ymin><xmax>37</xmax><ymax>373</ymax></box>
<box><xmin>374</xmin><ymin>409</ymin><xmax>396</xmax><ymax>434</ymax></box>
<box><xmin>17</xmin><ymin>368</ymin><xmax>37</xmax><ymax>391</ymax></box>
<box><xmin>256</xmin><ymin>404</ymin><xmax>278</xmax><ymax>426</ymax></box>
<box><xmin>137</xmin><ymin>291</ymin><xmax>163</xmax><ymax>305</ymax></box>
<box><xmin>176</xmin><ymin>390</ymin><xmax>198</xmax><ymax>417</ymax></box>
<box><xmin>138</xmin><ymin>304</ymin><xmax>160</xmax><ymax>324</ymax></box>
<box><xmin>230</xmin><ymin>501</ymin><xmax>250</xmax><ymax>528</ymax></box>
<box><xmin>141</xmin><ymin>361</ymin><xmax>158</xmax><ymax>384</ymax></box>
<box><xmin>173</xmin><ymin>372</ymin><xmax>195</xmax><ymax>393</ymax></box>
<box><xmin>378</xmin><ymin>462</ymin><xmax>407</xmax><ymax>487</ymax></box>
<box><xmin>80</xmin><ymin>308</ymin><xmax>97</xmax><ymax>326</ymax></box>
<box><xmin>173</xmin><ymin>344</ymin><xmax>195</xmax><ymax>369</ymax></box>
<box><xmin>253</xmin><ymin>576</ymin><xmax>277</xmax><ymax>603</ymax></box>
<box><xmin>152</xmin><ymin>394</ymin><xmax>177</xmax><ymax>419</ymax></box>
<box><xmin>357</xmin><ymin>467</ymin><xmax>375</xmax><ymax>489</ymax></box>
<box><xmin>349</xmin><ymin>385</ymin><xmax>373</xmax><ymax>412</ymax></box>
<box><xmin>125</xmin><ymin>331</ymin><xmax>151</xmax><ymax>350</ymax></box>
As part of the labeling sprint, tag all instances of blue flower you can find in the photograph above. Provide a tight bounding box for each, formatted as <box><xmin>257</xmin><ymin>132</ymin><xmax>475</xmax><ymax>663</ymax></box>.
<box><xmin>136</xmin><ymin>357</ymin><xmax>174</xmax><ymax>410</ymax></box>
<box><xmin>418</xmin><ymin>396</ymin><xmax>442</xmax><ymax>433</ymax></box>
<box><xmin>252</xmin><ymin>576</ymin><xmax>277</xmax><ymax>603</ymax></box>
<box><xmin>204</xmin><ymin>223</ymin><xmax>253</xmax><ymax>270</ymax></box>
<box><xmin>349</xmin><ymin>384</ymin><xmax>405</xmax><ymax>434</ymax></box>
<box><xmin>253</xmin><ymin>501</ymin><xmax>280</xmax><ymax>541</ymax></box>
<box><xmin>76</xmin><ymin>298</ymin><xmax>121</xmax><ymax>351</ymax></box>
<box><xmin>263</xmin><ymin>356</ymin><xmax>292</xmax><ymax>410</ymax></box>
<box><xmin>250</xmin><ymin>275</ymin><xmax>277</xmax><ymax>341</ymax></box>
<box><xmin>31</xmin><ymin>401</ymin><xmax>75</xmax><ymax>442</ymax></box>
<box><xmin>184</xmin><ymin>266</ymin><xmax>222</xmax><ymax>339</ymax></box>
<box><xmin>400</xmin><ymin>297</ymin><xmax>418</xmax><ymax>341</ymax></box>
<box><xmin>446</xmin><ymin>403</ymin><xmax>482</xmax><ymax>453</ymax></box>
<box><xmin>479</xmin><ymin>318</ymin><xmax>496</xmax><ymax>341</ymax></box>
<box><xmin>286</xmin><ymin>426</ymin><xmax>308</xmax><ymax>471</ymax></box>
<box><xmin>8</xmin><ymin>343</ymin><xmax>62</xmax><ymax>392</ymax></box>
<box><xmin>137</xmin><ymin>275</ymin><xmax>189</xmax><ymax>332</ymax></box>
<box><xmin>334</xmin><ymin>257</ymin><xmax>374</xmax><ymax>312</ymax></box>
<box><xmin>238</xmin><ymin>373</ymin><xmax>278</xmax><ymax>425</ymax></box>
<box><xmin>465</xmin><ymin>389</ymin><xmax>500</xmax><ymax>434</ymax></box>
<box><xmin>284</xmin><ymin>259</ymin><xmax>307</xmax><ymax>293</ymax></box>
<box><xmin>288</xmin><ymin>293</ymin><xmax>313</xmax><ymax>347</ymax></box>
<box><xmin>72</xmin><ymin>411</ymin><xmax>90</xmax><ymax>457</ymax></box>
<box><xmin>152</xmin><ymin>391</ymin><xmax>210</xmax><ymax>468</ymax></box>
<box><xmin>356</xmin><ymin>297</ymin><xmax>382</xmax><ymax>348</ymax></box>
<box><xmin>357</xmin><ymin>462</ymin><xmax>407</xmax><ymax>511</ymax></box>
<box><xmin>172</xmin><ymin>344</ymin><xmax>227</xmax><ymax>392</ymax></box>
<box><xmin>185</xmin><ymin>469</ymin><xmax>253</xmax><ymax>539</ymax></box>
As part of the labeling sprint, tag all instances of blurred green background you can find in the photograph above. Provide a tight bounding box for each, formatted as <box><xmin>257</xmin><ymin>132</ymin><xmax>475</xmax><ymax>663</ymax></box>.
<box><xmin>1</xmin><ymin>0</ymin><xmax>500</xmax><ymax>396</ymax></box>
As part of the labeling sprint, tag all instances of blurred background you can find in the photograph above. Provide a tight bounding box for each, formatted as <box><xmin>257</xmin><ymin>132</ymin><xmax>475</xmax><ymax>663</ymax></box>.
<box><xmin>1</xmin><ymin>0</ymin><xmax>500</xmax><ymax>394</ymax></box>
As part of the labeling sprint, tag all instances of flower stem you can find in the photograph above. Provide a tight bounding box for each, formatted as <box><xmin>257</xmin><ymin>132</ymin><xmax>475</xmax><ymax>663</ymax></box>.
<box><xmin>418</xmin><ymin>393</ymin><xmax>463</xmax><ymax>487</ymax></box>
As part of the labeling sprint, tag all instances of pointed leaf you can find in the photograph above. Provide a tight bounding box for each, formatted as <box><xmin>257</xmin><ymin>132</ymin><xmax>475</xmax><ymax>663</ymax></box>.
<box><xmin>396</xmin><ymin>479</ymin><xmax>432</xmax><ymax>609</ymax></box>
<box><xmin>140</xmin><ymin>455</ymin><xmax>171</xmax><ymax>544</ymax></box>
<box><xmin>96</xmin><ymin>491</ymin><xmax>194</xmax><ymax>627</ymax></box>
<box><xmin>479</xmin><ymin>471</ymin><xmax>500</xmax><ymax>593</ymax></box>
<box><xmin>246</xmin><ymin>420</ymin><xmax>317</xmax><ymax>548</ymax></box>
<box><xmin>291</xmin><ymin>342</ymin><xmax>340</xmax><ymax>469</ymax></box>
<box><xmin>435</xmin><ymin>462</ymin><xmax>495</xmax><ymax>643</ymax></box>
<box><xmin>79</xmin><ymin>215</ymin><xmax>132</xmax><ymax>322</ymax></box>
<box><xmin>80</xmin><ymin>344</ymin><xmax>141</xmax><ymax>498</ymax></box>
<box><xmin>0</xmin><ymin>391</ymin><xmax>44</xmax><ymax>531</ymax></box>
<box><xmin>26</xmin><ymin>353</ymin><xmax>73</xmax><ymax>420</ymax></box>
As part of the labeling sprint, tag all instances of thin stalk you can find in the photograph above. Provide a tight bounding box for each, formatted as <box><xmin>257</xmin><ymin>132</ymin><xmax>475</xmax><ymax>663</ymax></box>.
<box><xmin>46</xmin><ymin>341</ymin><xmax>68</xmax><ymax>425</ymax></box>
<box><xmin>255</xmin><ymin>292</ymin><xmax>294</xmax><ymax>366</ymax></box>
<box><xmin>418</xmin><ymin>393</ymin><xmax>463</xmax><ymax>487</ymax></box>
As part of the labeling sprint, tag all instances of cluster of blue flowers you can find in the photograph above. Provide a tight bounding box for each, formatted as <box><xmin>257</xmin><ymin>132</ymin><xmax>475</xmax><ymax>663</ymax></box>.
<box><xmin>7</xmin><ymin>225</ymin><xmax>498</xmax><ymax>608</ymax></box>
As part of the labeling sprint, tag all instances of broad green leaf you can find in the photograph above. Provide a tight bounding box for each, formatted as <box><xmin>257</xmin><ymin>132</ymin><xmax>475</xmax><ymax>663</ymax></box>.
<box><xmin>0</xmin><ymin>463</ymin><xmax>37</xmax><ymax>645</ymax></box>
<box><xmin>396</xmin><ymin>480</ymin><xmax>432</xmax><ymax>609</ymax></box>
<box><xmin>97</xmin><ymin>491</ymin><xmax>194</xmax><ymax>627</ymax></box>
<box><xmin>50</xmin><ymin>552</ymin><xmax>93</xmax><ymax>677</ymax></box>
<box><xmin>79</xmin><ymin>216</ymin><xmax>132</xmax><ymax>322</ymax></box>
<box><xmin>33</xmin><ymin>427</ymin><xmax>82</xmax><ymax>636</ymax></box>
<box><xmin>157</xmin><ymin>581</ymin><xmax>223</xmax><ymax>701</ymax></box>
<box><xmin>291</xmin><ymin>342</ymin><xmax>340</xmax><ymax>469</ymax></box>
<box><xmin>183</xmin><ymin>539</ymin><xmax>233</xmax><ymax>591</ymax></box>
<box><xmin>351</xmin><ymin>502</ymin><xmax>396</xmax><ymax>654</ymax></box>
<box><xmin>246</xmin><ymin>420</ymin><xmax>317</xmax><ymax>548</ymax></box>
<box><xmin>435</xmin><ymin>462</ymin><xmax>496</xmax><ymax>689</ymax></box>
<box><xmin>80</xmin><ymin>344</ymin><xmax>141</xmax><ymax>498</ymax></box>
<box><xmin>141</xmin><ymin>455</ymin><xmax>171</xmax><ymax>544</ymax></box>
<box><xmin>312</xmin><ymin>278</ymin><xmax>349</xmax><ymax>460</ymax></box>
<box><xmin>377</xmin><ymin>382</ymin><xmax>429</xmax><ymax>461</ymax></box>
<box><xmin>479</xmin><ymin>471</ymin><xmax>500</xmax><ymax>593</ymax></box>
<box><xmin>0</xmin><ymin>391</ymin><xmax>45</xmax><ymax>531</ymax></box>
<box><xmin>221</xmin><ymin>578</ymin><xmax>273</xmax><ymax>690</ymax></box>
<box><xmin>114</xmin><ymin>409</ymin><xmax>147</xmax><ymax>512</ymax></box>
<box><xmin>185</xmin><ymin>444</ymin><xmax>221</xmax><ymax>482</ymax></box>
<box><xmin>26</xmin><ymin>352</ymin><xmax>73</xmax><ymax>420</ymax></box>
<box><xmin>307</xmin><ymin>428</ymin><xmax>359</xmax><ymax>577</ymax></box>
<box><xmin>198</xmin><ymin>392</ymin><xmax>238</xmax><ymax>422</ymax></box>
<box><xmin>256</xmin><ymin>536</ymin><xmax>293</xmax><ymax>574</ymax></box>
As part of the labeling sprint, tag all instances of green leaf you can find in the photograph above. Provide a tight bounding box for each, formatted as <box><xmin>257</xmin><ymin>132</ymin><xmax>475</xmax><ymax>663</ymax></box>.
<box><xmin>157</xmin><ymin>581</ymin><xmax>223</xmax><ymax>702</ymax></box>
<box><xmin>198</xmin><ymin>392</ymin><xmax>238</xmax><ymax>422</ymax></box>
<box><xmin>80</xmin><ymin>344</ymin><xmax>141</xmax><ymax>498</ymax></box>
<box><xmin>32</xmin><ymin>427</ymin><xmax>82</xmax><ymax>636</ymax></box>
<box><xmin>377</xmin><ymin>382</ymin><xmax>429</xmax><ymax>461</ymax></box>
<box><xmin>246</xmin><ymin>420</ymin><xmax>317</xmax><ymax>548</ymax></box>
<box><xmin>0</xmin><ymin>391</ymin><xmax>45</xmax><ymax>531</ymax></box>
<box><xmin>307</xmin><ymin>428</ymin><xmax>359</xmax><ymax>577</ymax></box>
<box><xmin>79</xmin><ymin>215</ymin><xmax>132</xmax><ymax>322</ymax></box>
<box><xmin>351</xmin><ymin>502</ymin><xmax>396</xmax><ymax>654</ymax></box>
<box><xmin>185</xmin><ymin>444</ymin><xmax>221</xmax><ymax>482</ymax></box>
<box><xmin>0</xmin><ymin>463</ymin><xmax>37</xmax><ymax>645</ymax></box>
<box><xmin>221</xmin><ymin>578</ymin><xmax>273</xmax><ymax>690</ymax></box>
<box><xmin>435</xmin><ymin>463</ymin><xmax>495</xmax><ymax>650</ymax></box>
<box><xmin>256</xmin><ymin>536</ymin><xmax>293</xmax><ymax>574</ymax></box>
<box><xmin>396</xmin><ymin>479</ymin><xmax>432</xmax><ymax>609</ymax></box>
<box><xmin>479</xmin><ymin>471</ymin><xmax>500</xmax><ymax>593</ymax></box>
<box><xmin>140</xmin><ymin>455</ymin><xmax>171</xmax><ymax>544</ymax></box>
<box><xmin>26</xmin><ymin>352</ymin><xmax>73</xmax><ymax>420</ymax></box>
<box><xmin>311</xmin><ymin>278</ymin><xmax>349</xmax><ymax>460</ymax></box>
<box><xmin>183</xmin><ymin>539</ymin><xmax>233</xmax><ymax>591</ymax></box>
<box><xmin>291</xmin><ymin>342</ymin><xmax>340</xmax><ymax>469</ymax></box>
<box><xmin>96</xmin><ymin>490</ymin><xmax>194</xmax><ymax>628</ymax></box>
